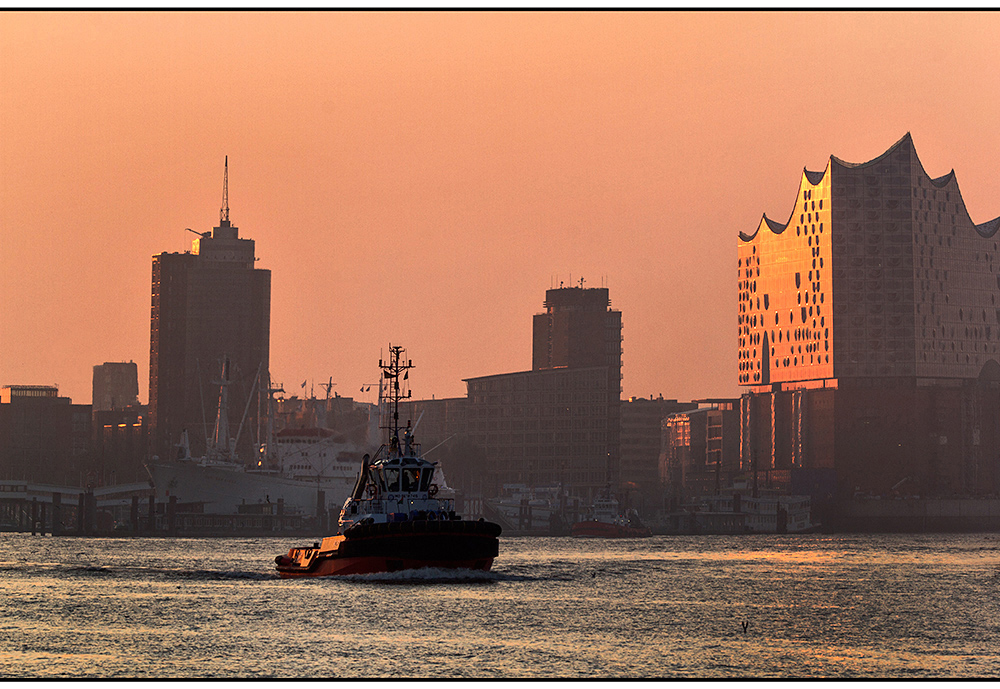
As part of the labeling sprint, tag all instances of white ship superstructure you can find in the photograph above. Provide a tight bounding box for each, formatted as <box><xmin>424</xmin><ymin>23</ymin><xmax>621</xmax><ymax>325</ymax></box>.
<box><xmin>150</xmin><ymin>360</ymin><xmax>376</xmax><ymax>517</ymax></box>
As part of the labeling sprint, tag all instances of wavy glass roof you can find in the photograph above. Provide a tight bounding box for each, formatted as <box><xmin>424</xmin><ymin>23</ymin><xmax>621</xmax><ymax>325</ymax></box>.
<box><xmin>741</xmin><ymin>133</ymin><xmax>1000</xmax><ymax>241</ymax></box>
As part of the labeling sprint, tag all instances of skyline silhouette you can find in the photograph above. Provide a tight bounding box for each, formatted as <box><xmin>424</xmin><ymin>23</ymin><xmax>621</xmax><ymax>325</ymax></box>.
<box><xmin>2</xmin><ymin>11</ymin><xmax>999</xmax><ymax>406</ymax></box>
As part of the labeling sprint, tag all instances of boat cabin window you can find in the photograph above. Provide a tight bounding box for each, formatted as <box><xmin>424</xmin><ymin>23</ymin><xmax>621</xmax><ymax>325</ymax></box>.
<box><xmin>419</xmin><ymin>468</ymin><xmax>433</xmax><ymax>491</ymax></box>
<box><xmin>381</xmin><ymin>467</ymin><xmax>400</xmax><ymax>492</ymax></box>
<box><xmin>401</xmin><ymin>468</ymin><xmax>420</xmax><ymax>492</ymax></box>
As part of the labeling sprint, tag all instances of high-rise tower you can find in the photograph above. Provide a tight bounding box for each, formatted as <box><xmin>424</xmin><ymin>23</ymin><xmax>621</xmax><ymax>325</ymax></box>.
<box><xmin>465</xmin><ymin>282</ymin><xmax>622</xmax><ymax>501</ymax></box>
<box><xmin>532</xmin><ymin>284</ymin><xmax>622</xmax><ymax>374</ymax></box>
<box><xmin>149</xmin><ymin>159</ymin><xmax>271</xmax><ymax>462</ymax></box>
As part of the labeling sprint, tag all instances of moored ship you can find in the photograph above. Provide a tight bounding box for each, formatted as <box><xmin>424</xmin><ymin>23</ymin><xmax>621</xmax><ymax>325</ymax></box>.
<box><xmin>485</xmin><ymin>483</ymin><xmax>580</xmax><ymax>534</ymax></box>
<box><xmin>571</xmin><ymin>491</ymin><xmax>651</xmax><ymax>538</ymax></box>
<box><xmin>275</xmin><ymin>346</ymin><xmax>502</xmax><ymax>577</ymax></box>
<box><xmin>150</xmin><ymin>358</ymin><xmax>368</xmax><ymax>519</ymax></box>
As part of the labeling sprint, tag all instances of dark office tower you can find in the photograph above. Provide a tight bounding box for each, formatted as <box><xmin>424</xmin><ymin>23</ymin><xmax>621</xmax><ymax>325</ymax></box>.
<box><xmin>466</xmin><ymin>282</ymin><xmax>623</xmax><ymax>501</ymax></box>
<box><xmin>149</xmin><ymin>159</ymin><xmax>270</xmax><ymax>463</ymax></box>
<box><xmin>737</xmin><ymin>134</ymin><xmax>1000</xmax><ymax>500</ymax></box>
<box><xmin>532</xmin><ymin>285</ymin><xmax>622</xmax><ymax>373</ymax></box>
<box><xmin>93</xmin><ymin>361</ymin><xmax>139</xmax><ymax>412</ymax></box>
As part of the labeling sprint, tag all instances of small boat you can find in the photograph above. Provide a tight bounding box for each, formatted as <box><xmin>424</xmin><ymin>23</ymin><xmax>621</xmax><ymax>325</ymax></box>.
<box><xmin>571</xmin><ymin>491</ymin><xmax>651</xmax><ymax>538</ymax></box>
<box><xmin>274</xmin><ymin>346</ymin><xmax>502</xmax><ymax>577</ymax></box>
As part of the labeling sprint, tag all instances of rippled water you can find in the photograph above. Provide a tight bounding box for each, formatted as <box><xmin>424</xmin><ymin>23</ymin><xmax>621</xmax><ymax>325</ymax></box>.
<box><xmin>2</xmin><ymin>532</ymin><xmax>999</xmax><ymax>678</ymax></box>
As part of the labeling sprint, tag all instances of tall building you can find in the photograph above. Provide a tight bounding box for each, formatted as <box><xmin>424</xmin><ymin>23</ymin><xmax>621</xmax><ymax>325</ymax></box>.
<box><xmin>92</xmin><ymin>361</ymin><xmax>139</xmax><ymax>411</ymax></box>
<box><xmin>465</xmin><ymin>283</ymin><xmax>623</xmax><ymax>501</ymax></box>
<box><xmin>532</xmin><ymin>284</ymin><xmax>622</xmax><ymax>373</ymax></box>
<box><xmin>149</xmin><ymin>159</ymin><xmax>271</xmax><ymax>462</ymax></box>
<box><xmin>737</xmin><ymin>134</ymin><xmax>1000</xmax><ymax>499</ymax></box>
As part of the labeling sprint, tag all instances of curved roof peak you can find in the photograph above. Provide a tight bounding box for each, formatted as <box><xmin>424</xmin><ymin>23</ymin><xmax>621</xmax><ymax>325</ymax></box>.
<box><xmin>931</xmin><ymin>170</ymin><xmax>956</xmax><ymax>188</ymax></box>
<box><xmin>975</xmin><ymin>215</ymin><xmax>1000</xmax><ymax>238</ymax></box>
<box><xmin>804</xmin><ymin>168</ymin><xmax>826</xmax><ymax>185</ymax></box>
<box><xmin>830</xmin><ymin>132</ymin><xmax>913</xmax><ymax>169</ymax></box>
<box><xmin>740</xmin><ymin>213</ymin><xmax>787</xmax><ymax>242</ymax></box>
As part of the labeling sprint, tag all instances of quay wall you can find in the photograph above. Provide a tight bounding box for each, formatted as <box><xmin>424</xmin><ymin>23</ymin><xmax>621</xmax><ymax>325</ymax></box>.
<box><xmin>834</xmin><ymin>498</ymin><xmax>1000</xmax><ymax>532</ymax></box>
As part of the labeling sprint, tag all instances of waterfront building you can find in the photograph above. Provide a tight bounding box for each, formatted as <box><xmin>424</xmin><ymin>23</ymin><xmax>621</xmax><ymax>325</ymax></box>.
<box><xmin>532</xmin><ymin>283</ymin><xmax>622</xmax><ymax>373</ymax></box>
<box><xmin>92</xmin><ymin>361</ymin><xmax>139</xmax><ymax>412</ymax></box>
<box><xmin>148</xmin><ymin>160</ymin><xmax>271</xmax><ymax>463</ymax></box>
<box><xmin>659</xmin><ymin>399</ymin><xmax>741</xmax><ymax>509</ymax></box>
<box><xmin>620</xmin><ymin>395</ymin><xmax>698</xmax><ymax>511</ymax></box>
<box><xmin>91</xmin><ymin>404</ymin><xmax>148</xmax><ymax>485</ymax></box>
<box><xmin>465</xmin><ymin>283</ymin><xmax>623</xmax><ymax>501</ymax></box>
<box><xmin>0</xmin><ymin>385</ymin><xmax>91</xmax><ymax>484</ymax></box>
<box><xmin>396</xmin><ymin>396</ymin><xmax>467</xmax><ymax>450</ymax></box>
<box><xmin>738</xmin><ymin>134</ymin><xmax>1000</xmax><ymax>499</ymax></box>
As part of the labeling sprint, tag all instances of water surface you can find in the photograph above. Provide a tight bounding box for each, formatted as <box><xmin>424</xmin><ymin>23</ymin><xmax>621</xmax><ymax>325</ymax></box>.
<box><xmin>1</xmin><ymin>533</ymin><xmax>998</xmax><ymax>678</ymax></box>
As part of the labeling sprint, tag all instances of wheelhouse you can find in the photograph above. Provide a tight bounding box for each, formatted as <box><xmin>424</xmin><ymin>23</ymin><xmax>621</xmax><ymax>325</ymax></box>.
<box><xmin>370</xmin><ymin>455</ymin><xmax>436</xmax><ymax>494</ymax></box>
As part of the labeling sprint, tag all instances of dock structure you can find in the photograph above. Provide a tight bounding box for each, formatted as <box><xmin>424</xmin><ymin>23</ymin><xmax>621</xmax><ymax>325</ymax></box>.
<box><xmin>0</xmin><ymin>480</ymin><xmax>312</xmax><ymax>536</ymax></box>
<box><xmin>1</xmin><ymin>480</ymin><xmax>153</xmax><ymax>535</ymax></box>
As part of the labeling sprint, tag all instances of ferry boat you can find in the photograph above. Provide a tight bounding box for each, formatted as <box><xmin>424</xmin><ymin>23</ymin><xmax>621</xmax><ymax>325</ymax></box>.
<box><xmin>571</xmin><ymin>491</ymin><xmax>651</xmax><ymax>538</ymax></box>
<box><xmin>699</xmin><ymin>484</ymin><xmax>816</xmax><ymax>533</ymax></box>
<box><xmin>274</xmin><ymin>346</ymin><xmax>502</xmax><ymax>577</ymax></box>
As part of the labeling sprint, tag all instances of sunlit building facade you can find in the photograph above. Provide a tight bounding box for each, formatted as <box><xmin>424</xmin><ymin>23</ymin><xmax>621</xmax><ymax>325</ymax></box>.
<box><xmin>620</xmin><ymin>396</ymin><xmax>697</xmax><ymax>511</ymax></box>
<box><xmin>738</xmin><ymin>134</ymin><xmax>1000</xmax><ymax>499</ymax></box>
<box><xmin>659</xmin><ymin>400</ymin><xmax>740</xmax><ymax>509</ymax></box>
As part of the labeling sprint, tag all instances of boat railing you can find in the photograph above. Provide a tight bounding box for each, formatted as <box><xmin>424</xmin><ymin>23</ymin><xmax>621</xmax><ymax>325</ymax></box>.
<box><xmin>351</xmin><ymin>496</ymin><xmax>455</xmax><ymax>517</ymax></box>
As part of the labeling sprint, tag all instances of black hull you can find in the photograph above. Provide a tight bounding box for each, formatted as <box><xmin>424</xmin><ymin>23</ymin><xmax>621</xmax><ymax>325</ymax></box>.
<box><xmin>275</xmin><ymin>519</ymin><xmax>502</xmax><ymax>577</ymax></box>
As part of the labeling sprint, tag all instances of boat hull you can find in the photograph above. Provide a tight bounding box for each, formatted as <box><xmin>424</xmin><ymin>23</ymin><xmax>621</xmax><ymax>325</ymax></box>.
<box><xmin>571</xmin><ymin>521</ymin><xmax>652</xmax><ymax>538</ymax></box>
<box><xmin>277</xmin><ymin>553</ymin><xmax>495</xmax><ymax>577</ymax></box>
<box><xmin>275</xmin><ymin>519</ymin><xmax>502</xmax><ymax>577</ymax></box>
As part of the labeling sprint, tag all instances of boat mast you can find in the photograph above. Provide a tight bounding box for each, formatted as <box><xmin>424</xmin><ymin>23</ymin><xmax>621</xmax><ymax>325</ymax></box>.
<box><xmin>378</xmin><ymin>345</ymin><xmax>413</xmax><ymax>453</ymax></box>
<box><xmin>210</xmin><ymin>356</ymin><xmax>232</xmax><ymax>459</ymax></box>
<box><xmin>259</xmin><ymin>372</ymin><xmax>284</xmax><ymax>469</ymax></box>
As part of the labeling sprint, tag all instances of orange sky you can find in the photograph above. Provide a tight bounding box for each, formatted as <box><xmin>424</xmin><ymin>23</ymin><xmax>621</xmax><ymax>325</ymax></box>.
<box><xmin>2</xmin><ymin>11</ymin><xmax>999</xmax><ymax>406</ymax></box>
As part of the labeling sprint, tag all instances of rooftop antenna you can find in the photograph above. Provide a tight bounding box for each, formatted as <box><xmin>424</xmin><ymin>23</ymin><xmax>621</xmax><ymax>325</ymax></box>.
<box><xmin>220</xmin><ymin>155</ymin><xmax>229</xmax><ymax>225</ymax></box>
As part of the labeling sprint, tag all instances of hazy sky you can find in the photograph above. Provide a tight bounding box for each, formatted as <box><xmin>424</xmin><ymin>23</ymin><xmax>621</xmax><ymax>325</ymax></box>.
<box><xmin>2</xmin><ymin>11</ymin><xmax>999</xmax><ymax>406</ymax></box>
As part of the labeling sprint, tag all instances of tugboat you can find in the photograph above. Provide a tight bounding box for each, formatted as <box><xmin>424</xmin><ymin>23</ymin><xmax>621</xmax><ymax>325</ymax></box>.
<box><xmin>571</xmin><ymin>489</ymin><xmax>652</xmax><ymax>538</ymax></box>
<box><xmin>274</xmin><ymin>346</ymin><xmax>502</xmax><ymax>577</ymax></box>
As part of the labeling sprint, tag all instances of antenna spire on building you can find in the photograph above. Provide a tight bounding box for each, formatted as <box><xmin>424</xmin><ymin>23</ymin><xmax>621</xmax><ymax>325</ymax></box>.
<box><xmin>220</xmin><ymin>155</ymin><xmax>230</xmax><ymax>225</ymax></box>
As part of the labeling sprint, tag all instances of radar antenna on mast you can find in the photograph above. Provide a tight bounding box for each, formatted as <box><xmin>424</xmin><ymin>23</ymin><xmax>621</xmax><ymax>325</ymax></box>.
<box><xmin>220</xmin><ymin>155</ymin><xmax>230</xmax><ymax>225</ymax></box>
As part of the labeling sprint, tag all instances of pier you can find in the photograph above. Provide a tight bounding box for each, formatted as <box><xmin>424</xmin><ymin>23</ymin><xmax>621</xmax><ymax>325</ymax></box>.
<box><xmin>0</xmin><ymin>480</ymin><xmax>313</xmax><ymax>536</ymax></box>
